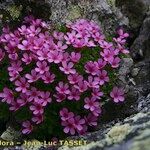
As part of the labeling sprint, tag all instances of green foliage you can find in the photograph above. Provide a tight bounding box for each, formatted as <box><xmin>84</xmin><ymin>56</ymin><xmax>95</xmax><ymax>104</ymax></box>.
<box><xmin>75</xmin><ymin>47</ymin><xmax>100</xmax><ymax>74</ymax></box>
<box><xmin>0</xmin><ymin>103</ymin><xmax>9</xmax><ymax>120</ymax></box>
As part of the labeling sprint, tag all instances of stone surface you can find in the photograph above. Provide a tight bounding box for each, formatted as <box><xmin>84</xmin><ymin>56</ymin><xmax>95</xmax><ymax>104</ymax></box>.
<box><xmin>132</xmin><ymin>60</ymin><xmax>150</xmax><ymax>95</ymax></box>
<box><xmin>0</xmin><ymin>0</ymin><xmax>129</xmax><ymax>36</ymax></box>
<box><xmin>116</xmin><ymin>0</ymin><xmax>150</xmax><ymax>33</ymax></box>
<box><xmin>118</xmin><ymin>58</ymin><xmax>134</xmax><ymax>89</ymax></box>
<box><xmin>130</xmin><ymin>11</ymin><xmax>150</xmax><ymax>61</ymax></box>
<box><xmin>43</xmin><ymin>0</ymin><xmax>128</xmax><ymax>36</ymax></box>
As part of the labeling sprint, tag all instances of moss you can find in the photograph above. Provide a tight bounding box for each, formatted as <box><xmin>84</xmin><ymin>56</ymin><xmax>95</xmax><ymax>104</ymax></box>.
<box><xmin>67</xmin><ymin>5</ymin><xmax>83</xmax><ymax>21</ymax></box>
<box><xmin>107</xmin><ymin>0</ymin><xmax>116</xmax><ymax>7</ymax></box>
<box><xmin>6</xmin><ymin>5</ymin><xmax>22</xmax><ymax>20</ymax></box>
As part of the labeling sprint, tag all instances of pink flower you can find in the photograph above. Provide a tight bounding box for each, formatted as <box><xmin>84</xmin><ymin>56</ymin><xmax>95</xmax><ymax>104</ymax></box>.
<box><xmin>18</xmin><ymin>25</ymin><xmax>28</xmax><ymax>35</ymax></box>
<box><xmin>84</xmin><ymin>61</ymin><xmax>99</xmax><ymax>75</ymax></box>
<box><xmin>55</xmin><ymin>41</ymin><xmax>68</xmax><ymax>52</ymax></box>
<box><xmin>32</xmin><ymin>18</ymin><xmax>42</xmax><ymax>27</ymax></box>
<box><xmin>110</xmin><ymin>87</ymin><xmax>125</xmax><ymax>103</ymax></box>
<box><xmin>113</xmin><ymin>37</ymin><xmax>126</xmax><ymax>45</ymax></box>
<box><xmin>110</xmin><ymin>57</ymin><xmax>121</xmax><ymax>68</ymax></box>
<box><xmin>9</xmin><ymin>70</ymin><xmax>19</xmax><ymax>81</ymax></box>
<box><xmin>74</xmin><ymin>80</ymin><xmax>88</xmax><ymax>93</ymax></box>
<box><xmin>54</xmin><ymin>93</ymin><xmax>66</xmax><ymax>102</ymax></box>
<box><xmin>117</xmin><ymin>44</ymin><xmax>129</xmax><ymax>54</ymax></box>
<box><xmin>89</xmin><ymin>21</ymin><xmax>101</xmax><ymax>34</ymax></box>
<box><xmin>110</xmin><ymin>47</ymin><xmax>119</xmax><ymax>56</ymax></box>
<box><xmin>74</xmin><ymin>116</ymin><xmax>85</xmax><ymax>131</ymax></box>
<box><xmin>39</xmin><ymin>91</ymin><xmax>52</xmax><ymax>106</ymax></box>
<box><xmin>3</xmin><ymin>44</ymin><xmax>14</xmax><ymax>54</ymax></box>
<box><xmin>96</xmin><ymin>59</ymin><xmax>107</xmax><ymax>70</ymax></box>
<box><xmin>33</xmin><ymin>38</ymin><xmax>44</xmax><ymax>50</ymax></box>
<box><xmin>85</xmin><ymin>76</ymin><xmax>100</xmax><ymax>89</ymax></box>
<box><xmin>35</xmin><ymin>61</ymin><xmax>49</xmax><ymax>74</ymax></box>
<box><xmin>1</xmin><ymin>33</ymin><xmax>11</xmax><ymax>43</ymax></box>
<box><xmin>92</xmin><ymin>32</ymin><xmax>105</xmax><ymax>42</ymax></box>
<box><xmin>23</xmin><ymin>15</ymin><xmax>34</xmax><ymax>23</ymax></box>
<box><xmin>0</xmin><ymin>88</ymin><xmax>14</xmax><ymax>104</ymax></box>
<box><xmin>77</xmin><ymin>125</ymin><xmax>88</xmax><ymax>135</ymax></box>
<box><xmin>70</xmin><ymin>52</ymin><xmax>81</xmax><ymax>63</ymax></box>
<box><xmin>99</xmin><ymin>41</ymin><xmax>113</xmax><ymax>49</ymax></box>
<box><xmin>41</xmin><ymin>71</ymin><xmax>55</xmax><ymax>84</ymax></box>
<box><xmin>53</xmin><ymin>31</ymin><xmax>64</xmax><ymax>41</ymax></box>
<box><xmin>22</xmin><ymin>53</ymin><xmax>32</xmax><ymax>65</ymax></box>
<box><xmin>25</xmin><ymin>69</ymin><xmax>40</xmax><ymax>83</ymax></box>
<box><xmin>27</xmin><ymin>25</ymin><xmax>41</xmax><ymax>36</ymax></box>
<box><xmin>68</xmin><ymin>87</ymin><xmax>80</xmax><ymax>101</ymax></box>
<box><xmin>64</xmin><ymin>31</ymin><xmax>80</xmax><ymax>45</ymax></box>
<box><xmin>60</xmin><ymin>108</ymin><xmax>74</xmax><ymax>121</ymax></box>
<box><xmin>17</xmin><ymin>93</ymin><xmax>28</xmax><ymax>106</ymax></box>
<box><xmin>56</xmin><ymin>82</ymin><xmax>70</xmax><ymax>95</ymax></box>
<box><xmin>15</xmin><ymin>77</ymin><xmax>30</xmax><ymax>93</ymax></box>
<box><xmin>37</xmin><ymin>49</ymin><xmax>49</xmax><ymax>61</ymax></box>
<box><xmin>85</xmin><ymin>113</ymin><xmax>98</xmax><ymax>126</ymax></box>
<box><xmin>22</xmin><ymin>121</ymin><xmax>33</xmax><ymax>134</ymax></box>
<box><xmin>30</xmin><ymin>102</ymin><xmax>44</xmax><ymax>115</ymax></box>
<box><xmin>92</xmin><ymin>106</ymin><xmax>102</xmax><ymax>117</ymax></box>
<box><xmin>0</xmin><ymin>49</ymin><xmax>5</xmax><ymax>61</ymax></box>
<box><xmin>9</xmin><ymin>101</ymin><xmax>21</xmax><ymax>111</ymax></box>
<box><xmin>59</xmin><ymin>62</ymin><xmax>76</xmax><ymax>75</ymax></box>
<box><xmin>100</xmin><ymin>49</ymin><xmax>114</xmax><ymax>62</ymax></box>
<box><xmin>97</xmin><ymin>70</ymin><xmax>109</xmax><ymax>85</ymax></box>
<box><xmin>41</xmin><ymin>21</ymin><xmax>48</xmax><ymax>28</ymax></box>
<box><xmin>48</xmin><ymin>51</ymin><xmax>63</xmax><ymax>64</ymax></box>
<box><xmin>26</xmin><ymin>87</ymin><xmax>40</xmax><ymax>102</ymax></box>
<box><xmin>8</xmin><ymin>53</ymin><xmax>18</xmax><ymax>60</ymax></box>
<box><xmin>61</xmin><ymin>118</ymin><xmax>76</xmax><ymax>135</ymax></box>
<box><xmin>9</xmin><ymin>37</ymin><xmax>20</xmax><ymax>48</ymax></box>
<box><xmin>92</xmin><ymin>88</ymin><xmax>103</xmax><ymax>99</ymax></box>
<box><xmin>84</xmin><ymin>38</ymin><xmax>96</xmax><ymax>47</ymax></box>
<box><xmin>32</xmin><ymin>115</ymin><xmax>44</xmax><ymax>124</ymax></box>
<box><xmin>84</xmin><ymin>97</ymin><xmax>99</xmax><ymax>112</ymax></box>
<box><xmin>8</xmin><ymin>61</ymin><xmax>23</xmax><ymax>73</ymax></box>
<box><xmin>61</xmin><ymin>52</ymin><xmax>70</xmax><ymax>62</ymax></box>
<box><xmin>73</xmin><ymin>39</ymin><xmax>85</xmax><ymax>48</ymax></box>
<box><xmin>2</xmin><ymin>26</ymin><xmax>10</xmax><ymax>33</ymax></box>
<box><xmin>68</xmin><ymin>73</ymin><xmax>83</xmax><ymax>85</ymax></box>
<box><xmin>117</xmin><ymin>29</ymin><xmax>129</xmax><ymax>39</ymax></box>
<box><xmin>18</xmin><ymin>40</ymin><xmax>31</xmax><ymax>50</ymax></box>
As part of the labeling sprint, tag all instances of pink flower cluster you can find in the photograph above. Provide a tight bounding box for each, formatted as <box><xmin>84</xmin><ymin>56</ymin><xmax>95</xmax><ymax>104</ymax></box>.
<box><xmin>0</xmin><ymin>16</ymin><xmax>129</xmax><ymax>135</ymax></box>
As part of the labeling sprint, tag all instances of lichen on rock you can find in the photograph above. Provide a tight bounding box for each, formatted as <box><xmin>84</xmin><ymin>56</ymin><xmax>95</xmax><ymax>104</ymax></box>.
<box><xmin>106</xmin><ymin>124</ymin><xmax>131</xmax><ymax>144</ymax></box>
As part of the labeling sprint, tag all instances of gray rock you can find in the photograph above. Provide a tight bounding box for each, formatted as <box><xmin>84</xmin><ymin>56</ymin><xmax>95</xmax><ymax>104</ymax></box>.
<box><xmin>0</xmin><ymin>0</ymin><xmax>129</xmax><ymax>36</ymax></box>
<box><xmin>116</xmin><ymin>0</ymin><xmax>150</xmax><ymax>32</ymax></box>
<box><xmin>40</xmin><ymin>0</ymin><xmax>128</xmax><ymax>36</ymax></box>
<box><xmin>118</xmin><ymin>58</ymin><xmax>134</xmax><ymax>89</ymax></box>
<box><xmin>132</xmin><ymin>60</ymin><xmax>150</xmax><ymax>95</ymax></box>
<box><xmin>130</xmin><ymin>12</ymin><xmax>150</xmax><ymax>60</ymax></box>
<box><xmin>138</xmin><ymin>95</ymin><xmax>150</xmax><ymax>113</ymax></box>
